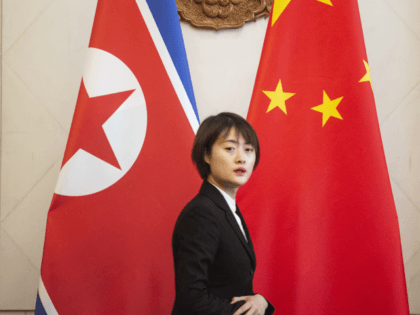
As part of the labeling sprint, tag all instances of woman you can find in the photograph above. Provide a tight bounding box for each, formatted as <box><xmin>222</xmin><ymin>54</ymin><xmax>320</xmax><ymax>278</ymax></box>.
<box><xmin>172</xmin><ymin>112</ymin><xmax>275</xmax><ymax>315</ymax></box>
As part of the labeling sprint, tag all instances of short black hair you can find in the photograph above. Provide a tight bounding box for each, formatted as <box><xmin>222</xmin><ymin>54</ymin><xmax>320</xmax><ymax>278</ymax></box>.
<box><xmin>192</xmin><ymin>112</ymin><xmax>260</xmax><ymax>180</ymax></box>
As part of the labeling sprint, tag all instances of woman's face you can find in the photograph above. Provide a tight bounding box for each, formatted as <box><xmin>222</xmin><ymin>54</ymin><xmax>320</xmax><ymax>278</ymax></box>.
<box><xmin>205</xmin><ymin>128</ymin><xmax>256</xmax><ymax>191</ymax></box>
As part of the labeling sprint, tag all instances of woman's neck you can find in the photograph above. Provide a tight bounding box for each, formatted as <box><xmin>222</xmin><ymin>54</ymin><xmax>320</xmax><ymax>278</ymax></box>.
<box><xmin>207</xmin><ymin>176</ymin><xmax>238</xmax><ymax>200</ymax></box>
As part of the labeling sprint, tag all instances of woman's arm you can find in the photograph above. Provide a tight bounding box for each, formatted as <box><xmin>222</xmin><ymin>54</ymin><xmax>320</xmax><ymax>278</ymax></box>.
<box><xmin>172</xmin><ymin>206</ymin><xmax>245</xmax><ymax>315</ymax></box>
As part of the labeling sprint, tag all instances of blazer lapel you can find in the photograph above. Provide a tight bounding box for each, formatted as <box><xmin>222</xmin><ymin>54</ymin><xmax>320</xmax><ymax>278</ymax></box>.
<box><xmin>225</xmin><ymin>207</ymin><xmax>256</xmax><ymax>269</ymax></box>
<box><xmin>235</xmin><ymin>205</ymin><xmax>256</xmax><ymax>268</ymax></box>
<box><xmin>199</xmin><ymin>181</ymin><xmax>256</xmax><ymax>268</ymax></box>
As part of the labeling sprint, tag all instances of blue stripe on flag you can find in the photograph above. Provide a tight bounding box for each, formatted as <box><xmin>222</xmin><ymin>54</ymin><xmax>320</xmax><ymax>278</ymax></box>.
<box><xmin>35</xmin><ymin>293</ymin><xmax>48</xmax><ymax>315</ymax></box>
<box><xmin>146</xmin><ymin>0</ymin><xmax>199</xmax><ymax>123</ymax></box>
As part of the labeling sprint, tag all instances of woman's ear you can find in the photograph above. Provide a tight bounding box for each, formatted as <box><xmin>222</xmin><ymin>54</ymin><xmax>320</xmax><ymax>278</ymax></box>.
<box><xmin>204</xmin><ymin>152</ymin><xmax>210</xmax><ymax>164</ymax></box>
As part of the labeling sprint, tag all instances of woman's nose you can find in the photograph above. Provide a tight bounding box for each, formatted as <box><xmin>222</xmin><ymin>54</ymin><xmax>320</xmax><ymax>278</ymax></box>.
<box><xmin>235</xmin><ymin>149</ymin><xmax>245</xmax><ymax>163</ymax></box>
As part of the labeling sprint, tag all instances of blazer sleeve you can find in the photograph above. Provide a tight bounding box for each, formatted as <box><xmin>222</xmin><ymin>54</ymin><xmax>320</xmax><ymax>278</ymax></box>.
<box><xmin>172</xmin><ymin>205</ymin><xmax>245</xmax><ymax>315</ymax></box>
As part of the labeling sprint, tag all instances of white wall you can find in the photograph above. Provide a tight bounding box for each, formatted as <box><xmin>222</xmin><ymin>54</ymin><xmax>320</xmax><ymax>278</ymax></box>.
<box><xmin>1</xmin><ymin>0</ymin><xmax>419</xmax><ymax>312</ymax></box>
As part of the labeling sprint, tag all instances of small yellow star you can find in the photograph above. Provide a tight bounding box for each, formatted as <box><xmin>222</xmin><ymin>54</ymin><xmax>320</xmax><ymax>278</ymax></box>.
<box><xmin>359</xmin><ymin>60</ymin><xmax>372</xmax><ymax>89</ymax></box>
<box><xmin>311</xmin><ymin>91</ymin><xmax>343</xmax><ymax>127</ymax></box>
<box><xmin>317</xmin><ymin>0</ymin><xmax>333</xmax><ymax>5</ymax></box>
<box><xmin>272</xmin><ymin>0</ymin><xmax>292</xmax><ymax>26</ymax></box>
<box><xmin>263</xmin><ymin>80</ymin><xmax>296</xmax><ymax>115</ymax></box>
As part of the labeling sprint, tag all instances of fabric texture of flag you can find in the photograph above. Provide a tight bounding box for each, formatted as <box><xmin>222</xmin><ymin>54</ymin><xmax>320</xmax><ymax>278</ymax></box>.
<box><xmin>35</xmin><ymin>0</ymin><xmax>201</xmax><ymax>314</ymax></box>
<box><xmin>237</xmin><ymin>0</ymin><xmax>410</xmax><ymax>314</ymax></box>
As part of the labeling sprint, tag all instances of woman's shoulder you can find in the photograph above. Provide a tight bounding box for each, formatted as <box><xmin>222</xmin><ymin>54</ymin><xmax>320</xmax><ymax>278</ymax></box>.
<box><xmin>178</xmin><ymin>193</ymin><xmax>219</xmax><ymax>220</ymax></box>
<box><xmin>172</xmin><ymin>193</ymin><xmax>223</xmax><ymax>251</ymax></box>
<box><xmin>174</xmin><ymin>193</ymin><xmax>224</xmax><ymax>233</ymax></box>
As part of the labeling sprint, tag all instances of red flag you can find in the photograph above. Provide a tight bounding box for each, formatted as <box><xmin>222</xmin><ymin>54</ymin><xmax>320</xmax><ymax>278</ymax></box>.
<box><xmin>36</xmin><ymin>1</ymin><xmax>201</xmax><ymax>314</ymax></box>
<box><xmin>237</xmin><ymin>0</ymin><xmax>409</xmax><ymax>314</ymax></box>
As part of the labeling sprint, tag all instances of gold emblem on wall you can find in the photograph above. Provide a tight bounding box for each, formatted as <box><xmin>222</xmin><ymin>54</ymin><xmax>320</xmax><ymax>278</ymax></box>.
<box><xmin>176</xmin><ymin>0</ymin><xmax>273</xmax><ymax>31</ymax></box>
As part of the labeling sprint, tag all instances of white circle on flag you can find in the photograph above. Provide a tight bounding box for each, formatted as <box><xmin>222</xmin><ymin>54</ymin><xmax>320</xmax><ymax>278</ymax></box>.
<box><xmin>55</xmin><ymin>48</ymin><xmax>147</xmax><ymax>196</ymax></box>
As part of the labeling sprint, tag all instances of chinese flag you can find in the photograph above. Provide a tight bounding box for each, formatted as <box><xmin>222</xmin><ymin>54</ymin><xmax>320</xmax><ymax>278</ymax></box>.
<box><xmin>237</xmin><ymin>0</ymin><xmax>410</xmax><ymax>314</ymax></box>
<box><xmin>35</xmin><ymin>1</ymin><xmax>201</xmax><ymax>314</ymax></box>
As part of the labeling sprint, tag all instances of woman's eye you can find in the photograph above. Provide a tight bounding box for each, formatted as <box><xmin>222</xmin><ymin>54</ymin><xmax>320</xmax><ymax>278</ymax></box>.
<box><xmin>226</xmin><ymin>147</ymin><xmax>234</xmax><ymax>151</ymax></box>
<box><xmin>246</xmin><ymin>148</ymin><xmax>254</xmax><ymax>152</ymax></box>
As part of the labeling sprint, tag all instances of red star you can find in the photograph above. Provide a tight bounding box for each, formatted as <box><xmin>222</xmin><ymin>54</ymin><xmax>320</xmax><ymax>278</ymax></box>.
<box><xmin>62</xmin><ymin>80</ymin><xmax>135</xmax><ymax>169</ymax></box>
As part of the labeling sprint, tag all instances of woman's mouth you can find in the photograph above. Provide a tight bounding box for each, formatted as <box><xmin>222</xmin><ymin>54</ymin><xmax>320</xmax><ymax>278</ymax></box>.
<box><xmin>234</xmin><ymin>168</ymin><xmax>246</xmax><ymax>175</ymax></box>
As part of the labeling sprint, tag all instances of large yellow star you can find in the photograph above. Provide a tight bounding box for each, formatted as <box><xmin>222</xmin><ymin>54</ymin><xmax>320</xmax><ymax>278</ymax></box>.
<box><xmin>272</xmin><ymin>0</ymin><xmax>292</xmax><ymax>26</ymax></box>
<box><xmin>263</xmin><ymin>80</ymin><xmax>296</xmax><ymax>114</ymax></box>
<box><xmin>311</xmin><ymin>91</ymin><xmax>343</xmax><ymax>127</ymax></box>
<box><xmin>272</xmin><ymin>0</ymin><xmax>332</xmax><ymax>26</ymax></box>
<box><xmin>359</xmin><ymin>60</ymin><xmax>372</xmax><ymax>89</ymax></box>
<box><xmin>317</xmin><ymin>0</ymin><xmax>333</xmax><ymax>5</ymax></box>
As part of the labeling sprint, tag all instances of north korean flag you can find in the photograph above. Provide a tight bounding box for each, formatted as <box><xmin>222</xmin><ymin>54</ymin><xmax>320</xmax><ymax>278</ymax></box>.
<box><xmin>35</xmin><ymin>1</ymin><xmax>201</xmax><ymax>314</ymax></box>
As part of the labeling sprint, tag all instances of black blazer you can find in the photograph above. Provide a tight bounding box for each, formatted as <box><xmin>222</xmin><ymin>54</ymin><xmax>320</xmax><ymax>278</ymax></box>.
<box><xmin>171</xmin><ymin>181</ymin><xmax>274</xmax><ymax>315</ymax></box>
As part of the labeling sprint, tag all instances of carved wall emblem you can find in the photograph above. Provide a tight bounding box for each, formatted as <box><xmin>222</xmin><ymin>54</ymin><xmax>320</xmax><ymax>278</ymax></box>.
<box><xmin>177</xmin><ymin>0</ymin><xmax>273</xmax><ymax>31</ymax></box>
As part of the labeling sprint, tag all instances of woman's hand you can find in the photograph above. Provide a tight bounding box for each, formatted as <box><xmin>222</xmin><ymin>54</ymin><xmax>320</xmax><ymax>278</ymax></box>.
<box><xmin>231</xmin><ymin>294</ymin><xmax>268</xmax><ymax>315</ymax></box>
